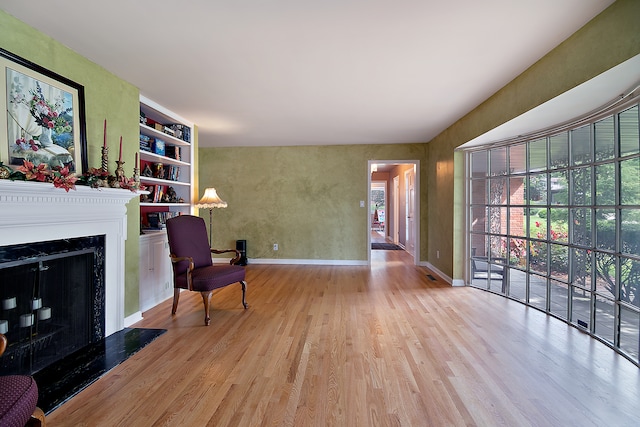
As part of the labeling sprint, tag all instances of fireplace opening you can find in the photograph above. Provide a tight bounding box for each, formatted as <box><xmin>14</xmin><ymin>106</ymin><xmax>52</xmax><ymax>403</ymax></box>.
<box><xmin>0</xmin><ymin>235</ymin><xmax>105</xmax><ymax>375</ymax></box>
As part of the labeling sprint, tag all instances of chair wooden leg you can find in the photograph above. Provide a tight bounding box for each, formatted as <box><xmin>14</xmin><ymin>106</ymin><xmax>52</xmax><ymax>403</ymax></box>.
<box><xmin>172</xmin><ymin>288</ymin><xmax>180</xmax><ymax>315</ymax></box>
<box><xmin>241</xmin><ymin>280</ymin><xmax>248</xmax><ymax>309</ymax></box>
<box><xmin>201</xmin><ymin>291</ymin><xmax>212</xmax><ymax>326</ymax></box>
<box><xmin>26</xmin><ymin>407</ymin><xmax>45</xmax><ymax>426</ymax></box>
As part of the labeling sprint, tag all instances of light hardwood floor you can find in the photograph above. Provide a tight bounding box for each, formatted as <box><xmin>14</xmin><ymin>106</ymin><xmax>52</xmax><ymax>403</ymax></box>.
<box><xmin>47</xmin><ymin>249</ymin><xmax>640</xmax><ymax>426</ymax></box>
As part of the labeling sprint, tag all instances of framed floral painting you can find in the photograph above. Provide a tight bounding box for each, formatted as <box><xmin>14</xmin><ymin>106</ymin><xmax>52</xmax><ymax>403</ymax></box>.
<box><xmin>0</xmin><ymin>47</ymin><xmax>87</xmax><ymax>174</ymax></box>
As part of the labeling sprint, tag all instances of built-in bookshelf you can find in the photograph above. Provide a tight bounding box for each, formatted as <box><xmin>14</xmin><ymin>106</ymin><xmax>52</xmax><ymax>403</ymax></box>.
<box><xmin>139</xmin><ymin>95</ymin><xmax>195</xmax><ymax>231</ymax></box>
<box><xmin>138</xmin><ymin>96</ymin><xmax>195</xmax><ymax>315</ymax></box>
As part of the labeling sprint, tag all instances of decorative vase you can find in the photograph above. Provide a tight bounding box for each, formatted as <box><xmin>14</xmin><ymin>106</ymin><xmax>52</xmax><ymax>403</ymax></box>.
<box><xmin>39</xmin><ymin>126</ymin><xmax>53</xmax><ymax>147</ymax></box>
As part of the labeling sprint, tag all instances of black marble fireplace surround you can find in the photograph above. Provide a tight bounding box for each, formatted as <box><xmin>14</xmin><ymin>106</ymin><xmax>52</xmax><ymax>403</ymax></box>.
<box><xmin>0</xmin><ymin>236</ymin><xmax>106</xmax><ymax>376</ymax></box>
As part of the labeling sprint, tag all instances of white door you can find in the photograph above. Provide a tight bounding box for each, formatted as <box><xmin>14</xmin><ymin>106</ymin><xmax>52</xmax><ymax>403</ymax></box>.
<box><xmin>405</xmin><ymin>168</ymin><xmax>415</xmax><ymax>257</ymax></box>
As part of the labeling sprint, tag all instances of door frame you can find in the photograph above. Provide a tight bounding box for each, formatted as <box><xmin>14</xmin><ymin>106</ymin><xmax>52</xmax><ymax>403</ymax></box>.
<box><xmin>404</xmin><ymin>167</ymin><xmax>416</xmax><ymax>258</ymax></box>
<box><xmin>368</xmin><ymin>160</ymin><xmax>420</xmax><ymax>265</ymax></box>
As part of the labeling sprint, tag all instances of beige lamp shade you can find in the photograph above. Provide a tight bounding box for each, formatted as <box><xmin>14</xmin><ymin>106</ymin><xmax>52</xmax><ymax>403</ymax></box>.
<box><xmin>195</xmin><ymin>188</ymin><xmax>227</xmax><ymax>209</ymax></box>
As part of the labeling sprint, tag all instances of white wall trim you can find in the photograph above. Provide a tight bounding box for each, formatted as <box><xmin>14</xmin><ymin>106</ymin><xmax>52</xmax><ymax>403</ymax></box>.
<box><xmin>213</xmin><ymin>258</ymin><xmax>368</xmax><ymax>266</ymax></box>
<box><xmin>124</xmin><ymin>311</ymin><xmax>143</xmax><ymax>327</ymax></box>
<box><xmin>423</xmin><ymin>262</ymin><xmax>455</xmax><ymax>286</ymax></box>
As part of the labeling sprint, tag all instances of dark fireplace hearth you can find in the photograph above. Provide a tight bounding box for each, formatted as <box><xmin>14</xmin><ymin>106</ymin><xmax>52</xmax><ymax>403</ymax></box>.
<box><xmin>0</xmin><ymin>236</ymin><xmax>105</xmax><ymax>376</ymax></box>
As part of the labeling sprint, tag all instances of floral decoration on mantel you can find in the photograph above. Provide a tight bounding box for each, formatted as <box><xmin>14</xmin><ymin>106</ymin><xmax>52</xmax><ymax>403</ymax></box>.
<box><xmin>0</xmin><ymin>119</ymin><xmax>144</xmax><ymax>193</ymax></box>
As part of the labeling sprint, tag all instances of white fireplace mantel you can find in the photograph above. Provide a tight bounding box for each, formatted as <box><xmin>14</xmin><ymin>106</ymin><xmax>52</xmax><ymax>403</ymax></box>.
<box><xmin>0</xmin><ymin>179</ymin><xmax>140</xmax><ymax>336</ymax></box>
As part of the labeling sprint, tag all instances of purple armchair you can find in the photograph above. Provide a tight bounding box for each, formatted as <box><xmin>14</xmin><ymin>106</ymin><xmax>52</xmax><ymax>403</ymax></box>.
<box><xmin>166</xmin><ymin>215</ymin><xmax>248</xmax><ymax>326</ymax></box>
<box><xmin>0</xmin><ymin>334</ymin><xmax>46</xmax><ymax>427</ymax></box>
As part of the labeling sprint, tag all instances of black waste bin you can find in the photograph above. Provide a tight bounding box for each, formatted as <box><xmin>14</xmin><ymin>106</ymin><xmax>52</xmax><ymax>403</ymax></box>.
<box><xmin>235</xmin><ymin>239</ymin><xmax>247</xmax><ymax>265</ymax></box>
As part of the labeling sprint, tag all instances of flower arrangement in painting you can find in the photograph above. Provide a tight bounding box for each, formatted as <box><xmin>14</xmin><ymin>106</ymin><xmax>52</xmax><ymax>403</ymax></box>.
<box><xmin>26</xmin><ymin>82</ymin><xmax>72</xmax><ymax>134</ymax></box>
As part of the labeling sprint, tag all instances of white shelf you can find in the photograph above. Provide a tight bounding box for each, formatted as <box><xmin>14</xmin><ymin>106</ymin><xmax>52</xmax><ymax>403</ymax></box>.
<box><xmin>140</xmin><ymin>176</ymin><xmax>190</xmax><ymax>187</ymax></box>
<box><xmin>139</xmin><ymin>150</ymin><xmax>190</xmax><ymax>167</ymax></box>
<box><xmin>140</xmin><ymin>202</ymin><xmax>191</xmax><ymax>208</ymax></box>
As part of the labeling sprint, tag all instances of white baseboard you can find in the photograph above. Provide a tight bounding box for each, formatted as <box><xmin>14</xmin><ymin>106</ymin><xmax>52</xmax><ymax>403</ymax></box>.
<box><xmin>124</xmin><ymin>311</ymin><xmax>143</xmax><ymax>327</ymax></box>
<box><xmin>245</xmin><ymin>258</ymin><xmax>368</xmax><ymax>266</ymax></box>
<box><xmin>424</xmin><ymin>262</ymin><xmax>454</xmax><ymax>286</ymax></box>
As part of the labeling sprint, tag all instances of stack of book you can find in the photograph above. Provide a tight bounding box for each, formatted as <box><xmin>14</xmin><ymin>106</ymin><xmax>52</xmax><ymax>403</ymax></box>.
<box><xmin>163</xmin><ymin>165</ymin><xmax>181</xmax><ymax>181</ymax></box>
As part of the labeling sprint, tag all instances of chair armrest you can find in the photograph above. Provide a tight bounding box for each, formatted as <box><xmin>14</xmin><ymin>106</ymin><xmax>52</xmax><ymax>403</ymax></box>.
<box><xmin>170</xmin><ymin>254</ymin><xmax>194</xmax><ymax>274</ymax></box>
<box><xmin>170</xmin><ymin>254</ymin><xmax>195</xmax><ymax>289</ymax></box>
<box><xmin>211</xmin><ymin>249</ymin><xmax>242</xmax><ymax>265</ymax></box>
<box><xmin>170</xmin><ymin>254</ymin><xmax>194</xmax><ymax>268</ymax></box>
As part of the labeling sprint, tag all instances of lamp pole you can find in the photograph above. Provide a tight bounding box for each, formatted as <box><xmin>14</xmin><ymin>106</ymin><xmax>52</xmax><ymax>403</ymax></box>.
<box><xmin>195</xmin><ymin>187</ymin><xmax>227</xmax><ymax>248</ymax></box>
<box><xmin>208</xmin><ymin>207</ymin><xmax>213</xmax><ymax>247</ymax></box>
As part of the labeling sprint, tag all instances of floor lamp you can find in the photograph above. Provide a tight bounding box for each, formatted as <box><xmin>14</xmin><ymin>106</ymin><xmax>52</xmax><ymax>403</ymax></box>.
<box><xmin>195</xmin><ymin>187</ymin><xmax>227</xmax><ymax>247</ymax></box>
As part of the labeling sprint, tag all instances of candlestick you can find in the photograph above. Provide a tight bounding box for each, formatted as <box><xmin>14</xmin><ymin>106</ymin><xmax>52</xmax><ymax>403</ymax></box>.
<box><xmin>119</xmin><ymin>136</ymin><xmax>123</xmax><ymax>162</ymax></box>
<box><xmin>20</xmin><ymin>313</ymin><xmax>34</xmax><ymax>328</ymax></box>
<box><xmin>135</xmin><ymin>152</ymin><xmax>138</xmax><ymax>168</ymax></box>
<box><xmin>103</xmin><ymin>119</ymin><xmax>107</xmax><ymax>148</ymax></box>
<box><xmin>101</xmin><ymin>146</ymin><xmax>109</xmax><ymax>173</ymax></box>
<box><xmin>2</xmin><ymin>297</ymin><xmax>16</xmax><ymax>310</ymax></box>
<box><xmin>133</xmin><ymin>166</ymin><xmax>140</xmax><ymax>189</ymax></box>
<box><xmin>38</xmin><ymin>307</ymin><xmax>52</xmax><ymax>321</ymax></box>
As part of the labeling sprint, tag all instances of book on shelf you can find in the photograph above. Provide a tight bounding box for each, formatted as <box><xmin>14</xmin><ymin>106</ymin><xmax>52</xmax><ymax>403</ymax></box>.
<box><xmin>146</xmin><ymin>212</ymin><xmax>161</xmax><ymax>229</ymax></box>
<box><xmin>144</xmin><ymin>211</ymin><xmax>180</xmax><ymax>229</ymax></box>
<box><xmin>154</xmin><ymin>185</ymin><xmax>164</xmax><ymax>203</ymax></box>
<box><xmin>163</xmin><ymin>165</ymin><xmax>181</xmax><ymax>181</ymax></box>
<box><xmin>165</xmin><ymin>145</ymin><xmax>181</xmax><ymax>160</ymax></box>
<box><xmin>152</xmin><ymin>138</ymin><xmax>165</xmax><ymax>156</ymax></box>
<box><xmin>140</xmin><ymin>134</ymin><xmax>152</xmax><ymax>152</ymax></box>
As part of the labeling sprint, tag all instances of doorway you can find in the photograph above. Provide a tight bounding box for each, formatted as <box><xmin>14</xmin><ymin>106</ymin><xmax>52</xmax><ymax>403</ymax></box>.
<box><xmin>368</xmin><ymin>160</ymin><xmax>420</xmax><ymax>265</ymax></box>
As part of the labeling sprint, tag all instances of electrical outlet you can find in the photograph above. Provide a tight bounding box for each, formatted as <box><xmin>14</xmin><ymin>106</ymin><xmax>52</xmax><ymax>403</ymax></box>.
<box><xmin>273</xmin><ymin>243</ymin><xmax>278</xmax><ymax>251</ymax></box>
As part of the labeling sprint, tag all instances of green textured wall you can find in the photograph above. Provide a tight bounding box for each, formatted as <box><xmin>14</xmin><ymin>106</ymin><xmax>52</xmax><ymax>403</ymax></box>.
<box><xmin>428</xmin><ymin>0</ymin><xmax>640</xmax><ymax>281</ymax></box>
<box><xmin>0</xmin><ymin>10</ymin><xmax>141</xmax><ymax>316</ymax></box>
<box><xmin>199</xmin><ymin>144</ymin><xmax>427</xmax><ymax>262</ymax></box>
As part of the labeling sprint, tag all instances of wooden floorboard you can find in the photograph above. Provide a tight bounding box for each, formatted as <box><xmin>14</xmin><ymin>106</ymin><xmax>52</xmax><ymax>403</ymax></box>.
<box><xmin>47</xmin><ymin>250</ymin><xmax>640</xmax><ymax>426</ymax></box>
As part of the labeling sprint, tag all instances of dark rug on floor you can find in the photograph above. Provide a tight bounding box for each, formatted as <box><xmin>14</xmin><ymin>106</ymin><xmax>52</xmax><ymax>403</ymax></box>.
<box><xmin>33</xmin><ymin>327</ymin><xmax>166</xmax><ymax>414</ymax></box>
<box><xmin>371</xmin><ymin>243</ymin><xmax>403</xmax><ymax>250</ymax></box>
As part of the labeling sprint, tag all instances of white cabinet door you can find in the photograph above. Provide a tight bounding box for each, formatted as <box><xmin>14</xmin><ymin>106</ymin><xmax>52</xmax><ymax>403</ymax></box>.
<box><xmin>139</xmin><ymin>232</ymin><xmax>173</xmax><ymax>313</ymax></box>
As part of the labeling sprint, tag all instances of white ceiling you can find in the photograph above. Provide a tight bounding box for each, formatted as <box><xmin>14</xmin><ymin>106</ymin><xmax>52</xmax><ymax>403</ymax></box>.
<box><xmin>0</xmin><ymin>1</ymin><xmax>615</xmax><ymax>148</ymax></box>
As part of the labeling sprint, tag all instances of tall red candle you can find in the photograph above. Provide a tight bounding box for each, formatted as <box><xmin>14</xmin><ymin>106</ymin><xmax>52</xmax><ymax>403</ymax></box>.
<box><xmin>135</xmin><ymin>152</ymin><xmax>138</xmax><ymax>168</ymax></box>
<box><xmin>118</xmin><ymin>136</ymin><xmax>122</xmax><ymax>162</ymax></box>
<box><xmin>103</xmin><ymin>119</ymin><xmax>107</xmax><ymax>148</ymax></box>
